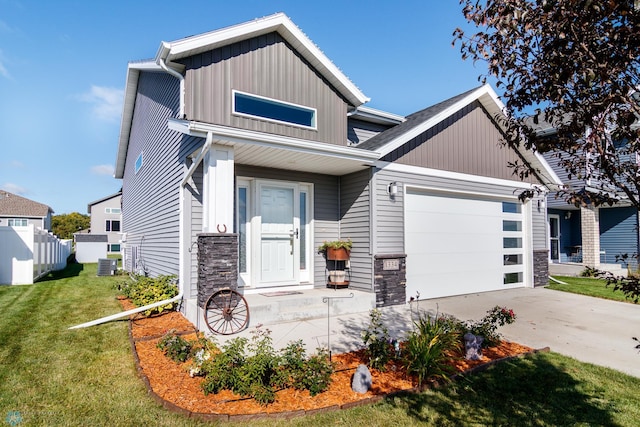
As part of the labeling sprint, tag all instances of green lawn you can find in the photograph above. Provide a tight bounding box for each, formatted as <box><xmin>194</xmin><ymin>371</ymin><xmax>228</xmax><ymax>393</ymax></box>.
<box><xmin>1</xmin><ymin>264</ymin><xmax>639</xmax><ymax>426</ymax></box>
<box><xmin>548</xmin><ymin>275</ymin><xmax>636</xmax><ymax>303</ymax></box>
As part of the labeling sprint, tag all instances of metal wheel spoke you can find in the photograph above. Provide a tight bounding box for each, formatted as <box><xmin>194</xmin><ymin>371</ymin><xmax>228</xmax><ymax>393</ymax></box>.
<box><xmin>204</xmin><ymin>289</ymin><xmax>249</xmax><ymax>335</ymax></box>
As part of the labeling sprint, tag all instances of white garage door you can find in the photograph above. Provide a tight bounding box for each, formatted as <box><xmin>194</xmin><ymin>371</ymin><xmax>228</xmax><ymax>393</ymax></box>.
<box><xmin>405</xmin><ymin>189</ymin><xmax>526</xmax><ymax>300</ymax></box>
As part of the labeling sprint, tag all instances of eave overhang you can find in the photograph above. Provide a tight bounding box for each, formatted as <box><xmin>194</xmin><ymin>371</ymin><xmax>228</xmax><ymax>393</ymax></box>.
<box><xmin>168</xmin><ymin>118</ymin><xmax>379</xmax><ymax>176</ymax></box>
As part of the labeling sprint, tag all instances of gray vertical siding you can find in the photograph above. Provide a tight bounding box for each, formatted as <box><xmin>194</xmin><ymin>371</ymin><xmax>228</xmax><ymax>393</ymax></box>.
<box><xmin>383</xmin><ymin>102</ymin><xmax>537</xmax><ymax>184</ymax></box>
<box><xmin>340</xmin><ymin>169</ymin><xmax>373</xmax><ymax>290</ymax></box>
<box><xmin>121</xmin><ymin>71</ymin><xmax>204</xmax><ymax>278</ymax></box>
<box><xmin>180</xmin><ymin>32</ymin><xmax>349</xmax><ymax>145</ymax></box>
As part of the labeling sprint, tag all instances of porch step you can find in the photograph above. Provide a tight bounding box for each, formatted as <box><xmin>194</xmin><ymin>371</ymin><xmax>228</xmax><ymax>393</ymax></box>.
<box><xmin>243</xmin><ymin>288</ymin><xmax>376</xmax><ymax>327</ymax></box>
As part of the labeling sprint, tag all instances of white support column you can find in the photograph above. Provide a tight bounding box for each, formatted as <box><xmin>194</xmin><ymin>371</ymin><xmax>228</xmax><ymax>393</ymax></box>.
<box><xmin>203</xmin><ymin>144</ymin><xmax>235</xmax><ymax>233</ymax></box>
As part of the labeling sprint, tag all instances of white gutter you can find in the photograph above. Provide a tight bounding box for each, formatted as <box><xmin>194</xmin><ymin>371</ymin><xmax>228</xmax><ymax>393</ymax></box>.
<box><xmin>157</xmin><ymin>41</ymin><xmax>185</xmax><ymax>118</ymax></box>
<box><xmin>69</xmin><ymin>133</ymin><xmax>214</xmax><ymax>330</ymax></box>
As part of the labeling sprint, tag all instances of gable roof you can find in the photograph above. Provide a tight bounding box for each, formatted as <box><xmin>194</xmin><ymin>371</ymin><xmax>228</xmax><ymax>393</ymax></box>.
<box><xmin>87</xmin><ymin>191</ymin><xmax>122</xmax><ymax>214</ymax></box>
<box><xmin>359</xmin><ymin>85</ymin><xmax>563</xmax><ymax>188</ymax></box>
<box><xmin>0</xmin><ymin>190</ymin><xmax>53</xmax><ymax>217</ymax></box>
<box><xmin>115</xmin><ymin>13</ymin><xmax>369</xmax><ymax>179</ymax></box>
<box><xmin>156</xmin><ymin>13</ymin><xmax>369</xmax><ymax>107</ymax></box>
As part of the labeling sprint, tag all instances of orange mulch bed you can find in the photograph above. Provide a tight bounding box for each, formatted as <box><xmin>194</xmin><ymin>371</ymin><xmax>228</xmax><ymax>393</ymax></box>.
<box><xmin>121</xmin><ymin>299</ymin><xmax>540</xmax><ymax>419</ymax></box>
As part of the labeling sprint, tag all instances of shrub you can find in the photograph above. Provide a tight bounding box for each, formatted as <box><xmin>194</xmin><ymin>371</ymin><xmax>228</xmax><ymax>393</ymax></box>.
<box><xmin>464</xmin><ymin>306</ymin><xmax>516</xmax><ymax>347</ymax></box>
<box><xmin>115</xmin><ymin>275</ymin><xmax>178</xmax><ymax>315</ymax></box>
<box><xmin>157</xmin><ymin>330</ymin><xmax>192</xmax><ymax>363</ymax></box>
<box><xmin>361</xmin><ymin>308</ymin><xmax>393</xmax><ymax>371</ymax></box>
<box><xmin>403</xmin><ymin>312</ymin><xmax>462</xmax><ymax>387</ymax></box>
<box><xmin>200</xmin><ymin>328</ymin><xmax>334</xmax><ymax>404</ymax></box>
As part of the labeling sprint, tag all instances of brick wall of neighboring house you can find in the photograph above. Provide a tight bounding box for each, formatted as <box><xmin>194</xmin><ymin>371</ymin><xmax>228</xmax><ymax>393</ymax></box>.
<box><xmin>581</xmin><ymin>206</ymin><xmax>600</xmax><ymax>267</ymax></box>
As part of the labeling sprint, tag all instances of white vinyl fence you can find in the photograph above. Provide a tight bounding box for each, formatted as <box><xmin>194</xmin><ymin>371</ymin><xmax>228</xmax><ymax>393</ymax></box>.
<box><xmin>0</xmin><ymin>225</ymin><xmax>72</xmax><ymax>285</ymax></box>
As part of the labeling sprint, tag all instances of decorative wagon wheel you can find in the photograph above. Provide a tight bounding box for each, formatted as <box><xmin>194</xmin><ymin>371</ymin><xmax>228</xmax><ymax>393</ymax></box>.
<box><xmin>204</xmin><ymin>288</ymin><xmax>249</xmax><ymax>335</ymax></box>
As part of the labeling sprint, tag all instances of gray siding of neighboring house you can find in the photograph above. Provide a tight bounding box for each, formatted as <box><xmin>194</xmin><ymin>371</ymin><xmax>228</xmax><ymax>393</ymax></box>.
<box><xmin>600</xmin><ymin>206</ymin><xmax>639</xmax><ymax>268</ymax></box>
<box><xmin>234</xmin><ymin>165</ymin><xmax>339</xmax><ymax>287</ymax></box>
<box><xmin>372</xmin><ymin>167</ymin><xmax>541</xmax><ymax>255</ymax></box>
<box><xmin>543</xmin><ymin>150</ymin><xmax>585</xmax><ymax>209</ymax></box>
<box><xmin>382</xmin><ymin>101</ymin><xmax>538</xmax><ymax>184</ymax></box>
<box><xmin>179</xmin><ymin>32</ymin><xmax>350</xmax><ymax>145</ymax></box>
<box><xmin>340</xmin><ymin>169</ymin><xmax>373</xmax><ymax>291</ymax></box>
<box><xmin>347</xmin><ymin>118</ymin><xmax>392</xmax><ymax>145</ymax></box>
<box><xmin>121</xmin><ymin>71</ymin><xmax>204</xmax><ymax>278</ymax></box>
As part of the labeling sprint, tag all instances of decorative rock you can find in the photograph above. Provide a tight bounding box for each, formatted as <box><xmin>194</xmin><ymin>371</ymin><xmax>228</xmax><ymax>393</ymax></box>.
<box><xmin>464</xmin><ymin>333</ymin><xmax>484</xmax><ymax>361</ymax></box>
<box><xmin>351</xmin><ymin>364</ymin><xmax>372</xmax><ymax>394</ymax></box>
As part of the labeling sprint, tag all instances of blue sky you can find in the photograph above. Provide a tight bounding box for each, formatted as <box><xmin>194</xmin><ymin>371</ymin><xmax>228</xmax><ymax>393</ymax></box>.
<box><xmin>0</xmin><ymin>0</ymin><xmax>490</xmax><ymax>215</ymax></box>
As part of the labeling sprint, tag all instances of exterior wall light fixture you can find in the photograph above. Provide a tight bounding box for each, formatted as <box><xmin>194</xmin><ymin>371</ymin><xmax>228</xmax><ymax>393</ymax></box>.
<box><xmin>387</xmin><ymin>182</ymin><xmax>398</xmax><ymax>197</ymax></box>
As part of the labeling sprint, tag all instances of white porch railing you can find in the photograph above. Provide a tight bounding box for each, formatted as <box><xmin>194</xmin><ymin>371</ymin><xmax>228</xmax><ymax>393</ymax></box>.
<box><xmin>0</xmin><ymin>225</ymin><xmax>71</xmax><ymax>285</ymax></box>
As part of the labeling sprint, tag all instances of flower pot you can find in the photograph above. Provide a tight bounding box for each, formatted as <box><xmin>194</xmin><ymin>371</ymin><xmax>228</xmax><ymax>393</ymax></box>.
<box><xmin>326</xmin><ymin>247</ymin><xmax>350</xmax><ymax>261</ymax></box>
<box><xmin>328</xmin><ymin>270</ymin><xmax>347</xmax><ymax>283</ymax></box>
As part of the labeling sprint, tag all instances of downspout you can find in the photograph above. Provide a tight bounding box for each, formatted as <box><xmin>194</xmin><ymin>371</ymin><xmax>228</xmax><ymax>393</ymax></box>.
<box><xmin>157</xmin><ymin>41</ymin><xmax>185</xmax><ymax>119</ymax></box>
<box><xmin>69</xmin><ymin>133</ymin><xmax>215</xmax><ymax>329</ymax></box>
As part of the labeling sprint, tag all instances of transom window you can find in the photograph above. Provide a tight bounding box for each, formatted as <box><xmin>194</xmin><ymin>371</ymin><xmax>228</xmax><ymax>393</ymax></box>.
<box><xmin>233</xmin><ymin>90</ymin><xmax>317</xmax><ymax>129</ymax></box>
<box><xmin>8</xmin><ymin>218</ymin><xmax>28</xmax><ymax>227</ymax></box>
<box><xmin>105</xmin><ymin>207</ymin><xmax>121</xmax><ymax>214</ymax></box>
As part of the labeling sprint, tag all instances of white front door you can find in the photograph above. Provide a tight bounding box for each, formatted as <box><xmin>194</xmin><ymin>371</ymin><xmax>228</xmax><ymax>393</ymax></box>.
<box><xmin>257</xmin><ymin>182</ymin><xmax>299</xmax><ymax>286</ymax></box>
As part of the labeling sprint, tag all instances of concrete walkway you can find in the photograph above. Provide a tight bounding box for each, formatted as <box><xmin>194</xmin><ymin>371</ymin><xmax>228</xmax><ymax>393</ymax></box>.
<box><xmin>215</xmin><ymin>287</ymin><xmax>640</xmax><ymax>378</ymax></box>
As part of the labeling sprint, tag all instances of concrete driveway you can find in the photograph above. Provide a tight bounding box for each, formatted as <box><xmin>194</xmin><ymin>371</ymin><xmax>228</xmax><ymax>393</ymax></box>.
<box><xmin>424</xmin><ymin>287</ymin><xmax>640</xmax><ymax>378</ymax></box>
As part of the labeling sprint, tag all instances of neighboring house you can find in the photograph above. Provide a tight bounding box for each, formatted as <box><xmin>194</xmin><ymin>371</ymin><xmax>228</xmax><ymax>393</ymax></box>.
<box><xmin>540</xmin><ymin>141</ymin><xmax>640</xmax><ymax>273</ymax></box>
<box><xmin>87</xmin><ymin>191</ymin><xmax>123</xmax><ymax>253</ymax></box>
<box><xmin>114</xmin><ymin>13</ymin><xmax>559</xmax><ymax>325</ymax></box>
<box><xmin>0</xmin><ymin>190</ymin><xmax>53</xmax><ymax>230</ymax></box>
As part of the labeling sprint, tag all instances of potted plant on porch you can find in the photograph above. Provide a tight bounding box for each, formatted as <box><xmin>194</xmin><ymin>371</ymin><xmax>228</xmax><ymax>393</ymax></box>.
<box><xmin>318</xmin><ymin>239</ymin><xmax>352</xmax><ymax>261</ymax></box>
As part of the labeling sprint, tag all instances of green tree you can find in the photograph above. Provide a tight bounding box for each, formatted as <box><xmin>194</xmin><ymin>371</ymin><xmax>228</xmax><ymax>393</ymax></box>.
<box><xmin>52</xmin><ymin>212</ymin><xmax>90</xmax><ymax>239</ymax></box>
<box><xmin>453</xmin><ymin>0</ymin><xmax>640</xmax><ymax>301</ymax></box>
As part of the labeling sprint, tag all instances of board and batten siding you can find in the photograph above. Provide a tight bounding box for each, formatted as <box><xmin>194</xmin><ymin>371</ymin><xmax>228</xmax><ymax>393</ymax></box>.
<box><xmin>340</xmin><ymin>169</ymin><xmax>373</xmax><ymax>291</ymax></box>
<box><xmin>122</xmin><ymin>71</ymin><xmax>204</xmax><ymax>278</ymax></box>
<box><xmin>234</xmin><ymin>165</ymin><xmax>339</xmax><ymax>287</ymax></box>
<box><xmin>383</xmin><ymin>101</ymin><xmax>538</xmax><ymax>184</ymax></box>
<box><xmin>180</xmin><ymin>32</ymin><xmax>349</xmax><ymax>145</ymax></box>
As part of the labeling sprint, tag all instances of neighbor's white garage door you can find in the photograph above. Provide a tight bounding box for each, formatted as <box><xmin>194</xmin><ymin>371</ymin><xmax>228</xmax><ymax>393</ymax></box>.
<box><xmin>405</xmin><ymin>189</ymin><xmax>526</xmax><ymax>300</ymax></box>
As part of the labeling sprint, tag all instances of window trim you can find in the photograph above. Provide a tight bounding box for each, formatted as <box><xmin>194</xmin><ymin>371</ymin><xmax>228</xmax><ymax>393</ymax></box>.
<box><xmin>105</xmin><ymin>219</ymin><xmax>121</xmax><ymax>232</ymax></box>
<box><xmin>232</xmin><ymin>90</ymin><xmax>317</xmax><ymax>130</ymax></box>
